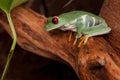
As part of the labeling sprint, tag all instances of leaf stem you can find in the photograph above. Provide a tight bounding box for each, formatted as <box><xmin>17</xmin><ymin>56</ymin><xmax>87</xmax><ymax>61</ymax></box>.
<box><xmin>0</xmin><ymin>13</ymin><xmax>17</xmax><ymax>80</ymax></box>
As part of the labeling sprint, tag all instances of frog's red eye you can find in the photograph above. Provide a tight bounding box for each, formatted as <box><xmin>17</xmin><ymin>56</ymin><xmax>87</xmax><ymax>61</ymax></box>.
<box><xmin>52</xmin><ymin>16</ymin><xmax>59</xmax><ymax>24</ymax></box>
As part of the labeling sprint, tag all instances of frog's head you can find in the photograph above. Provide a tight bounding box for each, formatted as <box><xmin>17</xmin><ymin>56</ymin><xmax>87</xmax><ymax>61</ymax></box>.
<box><xmin>45</xmin><ymin>16</ymin><xmax>66</xmax><ymax>31</ymax></box>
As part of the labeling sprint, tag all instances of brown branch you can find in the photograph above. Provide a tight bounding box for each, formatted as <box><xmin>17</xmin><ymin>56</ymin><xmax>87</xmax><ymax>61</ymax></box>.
<box><xmin>0</xmin><ymin>5</ymin><xmax>120</xmax><ymax>80</ymax></box>
<box><xmin>99</xmin><ymin>0</ymin><xmax>120</xmax><ymax>54</ymax></box>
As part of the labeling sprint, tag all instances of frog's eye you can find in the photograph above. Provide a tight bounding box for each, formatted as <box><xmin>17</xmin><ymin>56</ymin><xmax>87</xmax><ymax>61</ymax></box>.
<box><xmin>52</xmin><ymin>16</ymin><xmax>59</xmax><ymax>24</ymax></box>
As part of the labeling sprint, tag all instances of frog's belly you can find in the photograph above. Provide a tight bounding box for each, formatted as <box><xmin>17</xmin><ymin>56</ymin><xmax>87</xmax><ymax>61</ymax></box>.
<box><xmin>59</xmin><ymin>25</ymin><xmax>77</xmax><ymax>32</ymax></box>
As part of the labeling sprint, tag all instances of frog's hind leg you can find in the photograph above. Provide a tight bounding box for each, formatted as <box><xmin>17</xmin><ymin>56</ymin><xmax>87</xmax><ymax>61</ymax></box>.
<box><xmin>82</xmin><ymin>23</ymin><xmax>111</xmax><ymax>37</ymax></box>
<box><xmin>77</xmin><ymin>25</ymin><xmax>111</xmax><ymax>47</ymax></box>
<box><xmin>78</xmin><ymin>24</ymin><xmax>111</xmax><ymax>47</ymax></box>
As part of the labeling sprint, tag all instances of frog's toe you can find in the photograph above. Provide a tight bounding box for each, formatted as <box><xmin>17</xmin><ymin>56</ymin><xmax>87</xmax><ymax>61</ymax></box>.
<box><xmin>77</xmin><ymin>35</ymin><xmax>87</xmax><ymax>47</ymax></box>
<box><xmin>73</xmin><ymin>38</ymin><xmax>77</xmax><ymax>46</ymax></box>
<box><xmin>68</xmin><ymin>32</ymin><xmax>73</xmax><ymax>42</ymax></box>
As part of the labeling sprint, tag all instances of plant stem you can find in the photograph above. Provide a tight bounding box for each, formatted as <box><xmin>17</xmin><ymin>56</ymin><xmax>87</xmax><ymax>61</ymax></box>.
<box><xmin>0</xmin><ymin>13</ymin><xmax>17</xmax><ymax>80</ymax></box>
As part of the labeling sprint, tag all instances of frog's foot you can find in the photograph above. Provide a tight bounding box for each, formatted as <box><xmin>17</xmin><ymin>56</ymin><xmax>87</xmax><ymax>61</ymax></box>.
<box><xmin>68</xmin><ymin>32</ymin><xmax>73</xmax><ymax>42</ymax></box>
<box><xmin>78</xmin><ymin>35</ymin><xmax>88</xmax><ymax>47</ymax></box>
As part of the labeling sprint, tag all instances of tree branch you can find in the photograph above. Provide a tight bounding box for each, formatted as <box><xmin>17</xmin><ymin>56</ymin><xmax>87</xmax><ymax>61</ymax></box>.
<box><xmin>0</xmin><ymin>5</ymin><xmax>120</xmax><ymax>80</ymax></box>
<box><xmin>99</xmin><ymin>0</ymin><xmax>120</xmax><ymax>54</ymax></box>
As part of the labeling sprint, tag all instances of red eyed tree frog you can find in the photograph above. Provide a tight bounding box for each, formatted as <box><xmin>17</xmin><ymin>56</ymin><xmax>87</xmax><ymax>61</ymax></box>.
<box><xmin>45</xmin><ymin>11</ymin><xmax>111</xmax><ymax>47</ymax></box>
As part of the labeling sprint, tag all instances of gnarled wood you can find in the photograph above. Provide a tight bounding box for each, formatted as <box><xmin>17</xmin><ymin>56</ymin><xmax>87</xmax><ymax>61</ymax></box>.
<box><xmin>100</xmin><ymin>0</ymin><xmax>120</xmax><ymax>54</ymax></box>
<box><xmin>0</xmin><ymin>3</ymin><xmax>120</xmax><ymax>80</ymax></box>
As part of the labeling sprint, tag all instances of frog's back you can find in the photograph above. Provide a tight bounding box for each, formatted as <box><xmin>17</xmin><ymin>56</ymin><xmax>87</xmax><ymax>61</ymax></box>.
<box><xmin>59</xmin><ymin>11</ymin><xmax>103</xmax><ymax>21</ymax></box>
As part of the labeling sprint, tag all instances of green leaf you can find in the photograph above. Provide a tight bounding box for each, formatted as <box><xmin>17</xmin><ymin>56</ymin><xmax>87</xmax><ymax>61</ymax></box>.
<box><xmin>0</xmin><ymin>13</ymin><xmax>17</xmax><ymax>80</ymax></box>
<box><xmin>0</xmin><ymin>0</ymin><xmax>27</xmax><ymax>13</ymax></box>
<box><xmin>0</xmin><ymin>0</ymin><xmax>28</xmax><ymax>80</ymax></box>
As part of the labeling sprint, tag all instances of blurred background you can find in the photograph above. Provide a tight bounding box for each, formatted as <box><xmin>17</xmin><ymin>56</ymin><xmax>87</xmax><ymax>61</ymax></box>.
<box><xmin>0</xmin><ymin>0</ymin><xmax>103</xmax><ymax>80</ymax></box>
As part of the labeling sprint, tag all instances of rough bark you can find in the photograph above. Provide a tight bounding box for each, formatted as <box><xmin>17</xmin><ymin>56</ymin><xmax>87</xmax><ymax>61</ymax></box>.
<box><xmin>99</xmin><ymin>0</ymin><xmax>120</xmax><ymax>54</ymax></box>
<box><xmin>0</xmin><ymin>0</ymin><xmax>120</xmax><ymax>79</ymax></box>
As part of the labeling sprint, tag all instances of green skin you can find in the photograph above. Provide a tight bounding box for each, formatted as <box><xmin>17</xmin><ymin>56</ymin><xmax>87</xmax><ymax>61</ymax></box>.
<box><xmin>45</xmin><ymin>11</ymin><xmax>111</xmax><ymax>44</ymax></box>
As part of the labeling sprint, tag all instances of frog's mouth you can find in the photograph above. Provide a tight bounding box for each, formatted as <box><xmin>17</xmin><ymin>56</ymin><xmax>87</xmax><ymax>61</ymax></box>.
<box><xmin>45</xmin><ymin>25</ymin><xmax>62</xmax><ymax>31</ymax></box>
<box><xmin>45</xmin><ymin>25</ymin><xmax>77</xmax><ymax>32</ymax></box>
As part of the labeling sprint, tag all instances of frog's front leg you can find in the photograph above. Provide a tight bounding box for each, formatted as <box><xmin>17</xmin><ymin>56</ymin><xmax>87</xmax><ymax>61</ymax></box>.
<box><xmin>73</xmin><ymin>33</ymin><xmax>82</xmax><ymax>45</ymax></box>
<box><xmin>73</xmin><ymin>22</ymin><xmax>83</xmax><ymax>46</ymax></box>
